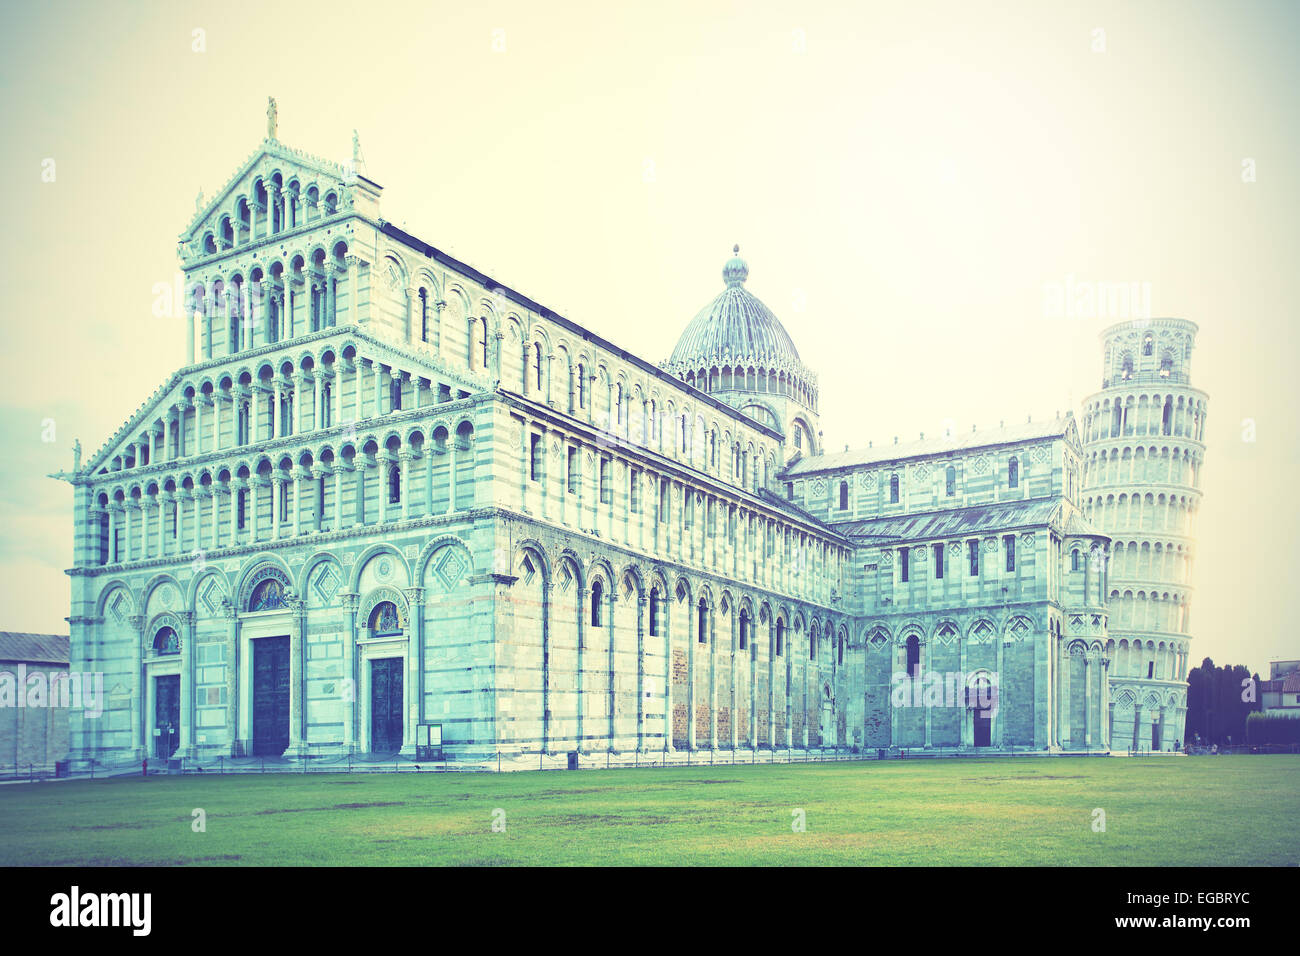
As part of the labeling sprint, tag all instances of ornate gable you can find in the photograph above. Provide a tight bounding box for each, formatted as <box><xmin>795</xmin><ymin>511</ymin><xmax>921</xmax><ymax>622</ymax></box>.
<box><xmin>182</xmin><ymin>137</ymin><xmax>355</xmax><ymax>248</ymax></box>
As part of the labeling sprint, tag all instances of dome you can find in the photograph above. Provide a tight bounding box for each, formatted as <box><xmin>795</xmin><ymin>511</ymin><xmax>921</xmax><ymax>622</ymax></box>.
<box><xmin>668</xmin><ymin>246</ymin><xmax>809</xmax><ymax>377</ymax></box>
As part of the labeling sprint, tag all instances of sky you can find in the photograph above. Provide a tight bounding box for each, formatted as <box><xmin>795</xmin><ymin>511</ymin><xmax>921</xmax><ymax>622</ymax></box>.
<box><xmin>1</xmin><ymin>0</ymin><xmax>1297</xmax><ymax>675</ymax></box>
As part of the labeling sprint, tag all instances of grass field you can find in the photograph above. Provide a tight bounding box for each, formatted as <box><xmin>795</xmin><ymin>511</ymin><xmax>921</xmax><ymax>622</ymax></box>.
<box><xmin>0</xmin><ymin>755</ymin><xmax>1296</xmax><ymax>866</ymax></box>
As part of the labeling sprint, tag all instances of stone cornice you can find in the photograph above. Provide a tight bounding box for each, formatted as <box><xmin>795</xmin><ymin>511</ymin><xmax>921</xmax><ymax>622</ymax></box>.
<box><xmin>180</xmin><ymin>137</ymin><xmax>353</xmax><ymax>241</ymax></box>
<box><xmin>77</xmin><ymin>324</ymin><xmax>491</xmax><ymax>484</ymax></box>
<box><xmin>499</xmin><ymin>390</ymin><xmax>847</xmax><ymax>547</ymax></box>
<box><xmin>499</xmin><ymin>508</ymin><xmax>844</xmax><ymax>621</ymax></box>
<box><xmin>67</xmin><ymin>506</ymin><xmax>493</xmax><ymax>578</ymax></box>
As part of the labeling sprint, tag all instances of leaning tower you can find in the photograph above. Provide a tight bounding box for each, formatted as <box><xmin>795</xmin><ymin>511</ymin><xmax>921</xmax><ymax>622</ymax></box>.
<box><xmin>1080</xmin><ymin>318</ymin><xmax>1207</xmax><ymax>752</ymax></box>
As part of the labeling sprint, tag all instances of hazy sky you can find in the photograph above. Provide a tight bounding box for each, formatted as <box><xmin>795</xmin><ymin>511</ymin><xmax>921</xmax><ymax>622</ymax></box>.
<box><xmin>2</xmin><ymin>0</ymin><xmax>1296</xmax><ymax>674</ymax></box>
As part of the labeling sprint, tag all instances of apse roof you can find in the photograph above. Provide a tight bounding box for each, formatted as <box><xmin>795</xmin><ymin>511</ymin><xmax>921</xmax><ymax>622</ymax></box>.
<box><xmin>831</xmin><ymin>498</ymin><xmax>1068</xmax><ymax>542</ymax></box>
<box><xmin>785</xmin><ymin>417</ymin><xmax>1075</xmax><ymax>476</ymax></box>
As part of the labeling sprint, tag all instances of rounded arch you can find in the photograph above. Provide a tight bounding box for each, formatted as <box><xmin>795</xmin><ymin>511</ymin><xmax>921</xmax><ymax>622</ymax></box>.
<box><xmin>236</xmin><ymin>555</ymin><xmax>296</xmax><ymax>611</ymax></box>
<box><xmin>357</xmin><ymin>586</ymin><xmax>411</xmax><ymax>633</ymax></box>
<box><xmin>348</xmin><ymin>543</ymin><xmax>413</xmax><ymax>593</ymax></box>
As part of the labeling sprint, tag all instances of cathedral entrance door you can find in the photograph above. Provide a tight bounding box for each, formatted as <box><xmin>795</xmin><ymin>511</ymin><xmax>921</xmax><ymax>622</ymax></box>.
<box><xmin>154</xmin><ymin>674</ymin><xmax>180</xmax><ymax>760</ymax></box>
<box><xmin>370</xmin><ymin>658</ymin><xmax>403</xmax><ymax>754</ymax></box>
<box><xmin>252</xmin><ymin>636</ymin><xmax>290</xmax><ymax>757</ymax></box>
<box><xmin>973</xmin><ymin>710</ymin><xmax>992</xmax><ymax>747</ymax></box>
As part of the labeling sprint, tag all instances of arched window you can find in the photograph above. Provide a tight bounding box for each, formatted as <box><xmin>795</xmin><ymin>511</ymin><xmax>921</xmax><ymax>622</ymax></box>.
<box><xmin>809</xmin><ymin>631</ymin><xmax>817</xmax><ymax>661</ymax></box>
<box><xmin>153</xmin><ymin>626</ymin><xmax>179</xmax><ymax>655</ymax></box>
<box><xmin>577</xmin><ymin>364</ymin><xmax>586</xmax><ymax>408</ymax></box>
<box><xmin>837</xmin><ymin>635</ymin><xmax>844</xmax><ymax>665</ymax></box>
<box><xmin>534</xmin><ymin>342</ymin><xmax>543</xmax><ymax>392</ymax></box>
<box><xmin>1142</xmin><ymin>333</ymin><xmax>1153</xmax><ymax>356</ymax></box>
<box><xmin>249</xmin><ymin>577</ymin><xmax>286</xmax><ymax>611</ymax></box>
<box><xmin>615</xmin><ymin>383</ymin><xmax>624</xmax><ymax>424</ymax></box>
<box><xmin>945</xmin><ymin>466</ymin><xmax>956</xmax><ymax>497</ymax></box>
<box><xmin>648</xmin><ymin>587</ymin><xmax>660</xmax><ymax>636</ymax></box>
<box><xmin>370</xmin><ymin>601</ymin><xmax>401</xmax><ymax>635</ymax></box>
<box><xmin>1008</xmin><ymin>456</ymin><xmax>1019</xmax><ymax>488</ymax></box>
<box><xmin>839</xmin><ymin>481</ymin><xmax>849</xmax><ymax>510</ymax></box>
<box><xmin>591</xmin><ymin>579</ymin><xmax>603</xmax><ymax>627</ymax></box>
<box><xmin>389</xmin><ymin>464</ymin><xmax>401</xmax><ymax>504</ymax></box>
<box><xmin>889</xmin><ymin>473</ymin><xmax>900</xmax><ymax>503</ymax></box>
<box><xmin>478</xmin><ymin>317</ymin><xmax>489</xmax><ymax>370</ymax></box>
<box><xmin>905</xmin><ymin>634</ymin><xmax>921</xmax><ymax>677</ymax></box>
<box><xmin>1071</xmin><ymin>549</ymin><xmax>1081</xmax><ymax>571</ymax></box>
<box><xmin>775</xmin><ymin>619</ymin><xmax>785</xmax><ymax>657</ymax></box>
<box><xmin>697</xmin><ymin>598</ymin><xmax>708</xmax><ymax>644</ymax></box>
<box><xmin>1159</xmin><ymin>353</ymin><xmax>1173</xmax><ymax>378</ymax></box>
<box><xmin>1121</xmin><ymin>355</ymin><xmax>1133</xmax><ymax>380</ymax></box>
<box><xmin>419</xmin><ymin>287</ymin><xmax>428</xmax><ymax>342</ymax></box>
<box><xmin>739</xmin><ymin>610</ymin><xmax>749</xmax><ymax>651</ymax></box>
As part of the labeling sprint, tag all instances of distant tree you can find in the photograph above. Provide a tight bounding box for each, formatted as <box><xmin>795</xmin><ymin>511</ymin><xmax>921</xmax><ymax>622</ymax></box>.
<box><xmin>1186</xmin><ymin>658</ymin><xmax>1259</xmax><ymax>746</ymax></box>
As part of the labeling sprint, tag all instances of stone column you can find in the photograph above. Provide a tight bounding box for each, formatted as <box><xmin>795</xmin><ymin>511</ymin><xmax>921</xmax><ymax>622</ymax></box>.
<box><xmin>209</xmin><ymin>487</ymin><xmax>221</xmax><ymax>549</ymax></box>
<box><xmin>341</xmin><ymin>593</ymin><xmax>359</xmax><ymax>753</ymax></box>
<box><xmin>446</xmin><ymin>441</ymin><xmax>458</xmax><ymax>514</ymax></box>
<box><xmin>333</xmin><ymin>465</ymin><xmax>345</xmax><ymax>530</ymax></box>
<box><xmin>124</xmin><ymin>500</ymin><xmax>137</xmax><ymax>563</ymax></box>
<box><xmin>661</xmin><ymin>595</ymin><xmax>672</xmax><ymax>753</ymax></box>
<box><xmin>156</xmin><ymin>493</ymin><xmax>168</xmax><ymax>556</ymax></box>
<box><xmin>106</xmin><ymin>506</ymin><xmax>117</xmax><ymax>564</ymax></box>
<box><xmin>178</xmin><ymin>611</ymin><xmax>195</xmax><ymax>757</ymax></box>
<box><xmin>292</xmin><ymin>468</ymin><xmax>304</xmax><ymax>537</ymax></box>
<box><xmin>194</xmin><ymin>397</ymin><xmax>204</xmax><ymax>456</ymax></box>
<box><xmin>636</xmin><ymin>593</ymin><xmax>646</xmax><ymax>752</ymax></box>
<box><xmin>1083</xmin><ymin>656</ymin><xmax>1093</xmax><ymax>749</ymax></box>
<box><xmin>229</xmin><ymin>480</ymin><xmax>240</xmax><ymax>543</ymax></box>
<box><xmin>708</xmin><ymin>604</ymin><xmax>718</xmax><ymax>750</ymax></box>
<box><xmin>404</xmin><ymin>587</ymin><xmax>425</xmax><ymax>753</ymax></box>
<box><xmin>377</xmin><ymin>454</ymin><xmax>390</xmax><ymax>524</ymax></box>
<box><xmin>292</xmin><ymin>373</ymin><xmax>304</xmax><ymax>435</ymax></box>
<box><xmin>289</xmin><ymin>596</ymin><xmax>306</xmax><ymax>756</ymax></box>
<box><xmin>129</xmin><ymin>614</ymin><xmax>145</xmax><ymax>759</ymax></box>
<box><xmin>1101</xmin><ymin>657</ymin><xmax>1112</xmax><ymax>748</ymax></box>
<box><xmin>354</xmin><ymin>359</ymin><xmax>365</xmax><ymax>420</ymax></box>
<box><xmin>400</xmin><ymin>453</ymin><xmax>412</xmax><ymax>520</ymax></box>
<box><xmin>272</xmin><ymin>380</ymin><xmax>282</xmax><ymax>439</ymax></box>
<box><xmin>347</xmin><ymin>255</ymin><xmax>360</xmax><ymax>326</ymax></box>
<box><xmin>213</xmin><ymin>393</ymin><xmax>223</xmax><ymax>452</ymax></box>
<box><xmin>730</xmin><ymin>609</ymin><xmax>739</xmax><ymax>750</ymax></box>
<box><xmin>221</xmin><ymin>600</ymin><xmax>242</xmax><ymax>755</ymax></box>
<box><xmin>249</xmin><ymin>479</ymin><xmax>261</xmax><ymax>542</ymax></box>
<box><xmin>759</xmin><ymin>616</ymin><xmax>769</xmax><ymax>749</ymax></box>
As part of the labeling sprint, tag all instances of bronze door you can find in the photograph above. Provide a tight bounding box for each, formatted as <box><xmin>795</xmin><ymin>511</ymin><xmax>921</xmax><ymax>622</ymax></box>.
<box><xmin>370</xmin><ymin>658</ymin><xmax>403</xmax><ymax>754</ymax></box>
<box><xmin>252</xmin><ymin>636</ymin><xmax>290</xmax><ymax>756</ymax></box>
<box><xmin>154</xmin><ymin>674</ymin><xmax>180</xmax><ymax>759</ymax></box>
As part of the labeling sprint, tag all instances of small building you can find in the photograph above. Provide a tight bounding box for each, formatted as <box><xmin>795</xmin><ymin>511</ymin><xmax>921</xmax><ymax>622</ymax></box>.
<box><xmin>0</xmin><ymin>632</ymin><xmax>71</xmax><ymax>772</ymax></box>
<box><xmin>1260</xmin><ymin>660</ymin><xmax>1300</xmax><ymax>714</ymax></box>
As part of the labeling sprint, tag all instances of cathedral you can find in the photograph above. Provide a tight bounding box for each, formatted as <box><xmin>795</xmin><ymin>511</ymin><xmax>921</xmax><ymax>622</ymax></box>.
<box><xmin>57</xmin><ymin>112</ymin><xmax>1207</xmax><ymax>767</ymax></box>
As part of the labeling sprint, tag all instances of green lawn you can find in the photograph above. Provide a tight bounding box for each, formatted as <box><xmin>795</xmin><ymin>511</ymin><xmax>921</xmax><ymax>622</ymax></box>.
<box><xmin>1</xmin><ymin>756</ymin><xmax>1295</xmax><ymax>865</ymax></box>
